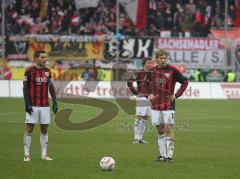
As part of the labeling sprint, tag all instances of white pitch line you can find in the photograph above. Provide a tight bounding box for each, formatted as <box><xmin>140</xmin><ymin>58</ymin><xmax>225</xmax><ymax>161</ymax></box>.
<box><xmin>0</xmin><ymin>117</ymin><xmax>23</xmax><ymax>123</ymax></box>
<box><xmin>0</xmin><ymin>120</ymin><xmax>22</xmax><ymax>123</ymax></box>
<box><xmin>0</xmin><ymin>112</ymin><xmax>24</xmax><ymax>115</ymax></box>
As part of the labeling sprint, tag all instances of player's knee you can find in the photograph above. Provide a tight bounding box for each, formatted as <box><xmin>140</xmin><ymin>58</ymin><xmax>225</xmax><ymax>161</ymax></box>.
<box><xmin>41</xmin><ymin>129</ymin><xmax>48</xmax><ymax>134</ymax></box>
<box><xmin>40</xmin><ymin>125</ymin><xmax>48</xmax><ymax>134</ymax></box>
<box><xmin>164</xmin><ymin>124</ymin><xmax>174</xmax><ymax>136</ymax></box>
<box><xmin>158</xmin><ymin>130</ymin><xmax>164</xmax><ymax>135</ymax></box>
<box><xmin>26</xmin><ymin>124</ymin><xmax>34</xmax><ymax>133</ymax></box>
<box><xmin>136</xmin><ymin>115</ymin><xmax>142</xmax><ymax>120</ymax></box>
<box><xmin>26</xmin><ymin>128</ymin><xmax>33</xmax><ymax>133</ymax></box>
<box><xmin>143</xmin><ymin>116</ymin><xmax>148</xmax><ymax>120</ymax></box>
<box><xmin>157</xmin><ymin>125</ymin><xmax>164</xmax><ymax>135</ymax></box>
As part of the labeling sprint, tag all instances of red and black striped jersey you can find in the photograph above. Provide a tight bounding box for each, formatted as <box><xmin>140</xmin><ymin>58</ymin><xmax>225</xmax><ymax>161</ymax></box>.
<box><xmin>23</xmin><ymin>66</ymin><xmax>53</xmax><ymax>107</ymax></box>
<box><xmin>149</xmin><ymin>65</ymin><xmax>188</xmax><ymax>111</ymax></box>
<box><xmin>127</xmin><ymin>69</ymin><xmax>150</xmax><ymax>97</ymax></box>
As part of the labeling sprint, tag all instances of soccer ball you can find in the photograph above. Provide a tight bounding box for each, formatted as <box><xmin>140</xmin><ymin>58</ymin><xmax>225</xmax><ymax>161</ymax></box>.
<box><xmin>99</xmin><ymin>156</ymin><xmax>115</xmax><ymax>171</ymax></box>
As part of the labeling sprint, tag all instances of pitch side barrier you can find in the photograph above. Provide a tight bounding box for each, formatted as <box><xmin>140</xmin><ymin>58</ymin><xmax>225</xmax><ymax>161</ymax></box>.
<box><xmin>0</xmin><ymin>80</ymin><xmax>239</xmax><ymax>99</ymax></box>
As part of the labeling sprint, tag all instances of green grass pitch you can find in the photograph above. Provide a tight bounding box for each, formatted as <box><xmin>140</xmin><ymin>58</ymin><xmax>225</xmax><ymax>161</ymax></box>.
<box><xmin>0</xmin><ymin>98</ymin><xmax>239</xmax><ymax>179</ymax></box>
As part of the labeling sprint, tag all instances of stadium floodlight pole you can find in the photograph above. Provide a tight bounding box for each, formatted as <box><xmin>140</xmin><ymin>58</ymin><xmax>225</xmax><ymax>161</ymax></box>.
<box><xmin>115</xmin><ymin>0</ymin><xmax>120</xmax><ymax>81</ymax></box>
<box><xmin>1</xmin><ymin>0</ymin><xmax>5</xmax><ymax>79</ymax></box>
<box><xmin>224</xmin><ymin>0</ymin><xmax>228</xmax><ymax>76</ymax></box>
<box><xmin>224</xmin><ymin>0</ymin><xmax>228</xmax><ymax>40</ymax></box>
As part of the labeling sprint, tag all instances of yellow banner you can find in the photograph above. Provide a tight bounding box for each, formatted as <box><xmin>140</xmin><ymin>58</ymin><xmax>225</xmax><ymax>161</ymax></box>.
<box><xmin>27</xmin><ymin>39</ymin><xmax>104</xmax><ymax>61</ymax></box>
<box><xmin>11</xmin><ymin>67</ymin><xmax>112</xmax><ymax>80</ymax></box>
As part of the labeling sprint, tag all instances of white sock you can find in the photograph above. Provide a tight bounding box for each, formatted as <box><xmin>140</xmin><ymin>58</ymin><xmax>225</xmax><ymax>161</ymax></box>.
<box><xmin>166</xmin><ymin>137</ymin><xmax>174</xmax><ymax>159</ymax></box>
<box><xmin>40</xmin><ymin>133</ymin><xmax>48</xmax><ymax>157</ymax></box>
<box><xmin>158</xmin><ymin>134</ymin><xmax>166</xmax><ymax>158</ymax></box>
<box><xmin>23</xmin><ymin>132</ymin><xmax>32</xmax><ymax>156</ymax></box>
<box><xmin>139</xmin><ymin>119</ymin><xmax>147</xmax><ymax>140</ymax></box>
<box><xmin>134</xmin><ymin>119</ymin><xmax>141</xmax><ymax>140</ymax></box>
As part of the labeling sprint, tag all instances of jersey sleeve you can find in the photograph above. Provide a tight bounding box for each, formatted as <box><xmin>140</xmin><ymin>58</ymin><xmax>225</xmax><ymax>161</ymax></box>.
<box><xmin>23</xmin><ymin>69</ymin><xmax>30</xmax><ymax>86</ymax></box>
<box><xmin>127</xmin><ymin>72</ymin><xmax>139</xmax><ymax>95</ymax></box>
<box><xmin>23</xmin><ymin>68</ymin><xmax>31</xmax><ymax>106</ymax></box>
<box><xmin>174</xmin><ymin>69</ymin><xmax>188</xmax><ymax>98</ymax></box>
<box><xmin>48</xmin><ymin>69</ymin><xmax>53</xmax><ymax>85</ymax></box>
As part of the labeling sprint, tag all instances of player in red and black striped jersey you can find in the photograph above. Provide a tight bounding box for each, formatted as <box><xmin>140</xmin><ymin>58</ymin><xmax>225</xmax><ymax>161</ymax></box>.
<box><xmin>127</xmin><ymin>57</ymin><xmax>152</xmax><ymax>144</ymax></box>
<box><xmin>23</xmin><ymin>50</ymin><xmax>58</xmax><ymax>162</ymax></box>
<box><xmin>148</xmin><ymin>49</ymin><xmax>188</xmax><ymax>162</ymax></box>
<box><xmin>148</xmin><ymin>63</ymin><xmax>188</xmax><ymax>111</ymax></box>
<box><xmin>127</xmin><ymin>58</ymin><xmax>151</xmax><ymax>98</ymax></box>
<box><xmin>23</xmin><ymin>66</ymin><xmax>52</xmax><ymax>107</ymax></box>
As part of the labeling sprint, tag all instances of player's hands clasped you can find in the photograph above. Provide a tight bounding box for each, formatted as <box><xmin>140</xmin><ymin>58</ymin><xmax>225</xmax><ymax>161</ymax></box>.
<box><xmin>148</xmin><ymin>94</ymin><xmax>157</xmax><ymax>103</ymax></box>
<box><xmin>52</xmin><ymin>102</ymin><xmax>58</xmax><ymax>114</ymax></box>
<box><xmin>167</xmin><ymin>94</ymin><xmax>176</xmax><ymax>102</ymax></box>
<box><xmin>25</xmin><ymin>105</ymin><xmax>33</xmax><ymax>115</ymax></box>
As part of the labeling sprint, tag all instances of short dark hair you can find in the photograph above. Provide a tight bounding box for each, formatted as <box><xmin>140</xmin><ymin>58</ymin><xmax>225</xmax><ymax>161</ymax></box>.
<box><xmin>34</xmin><ymin>50</ymin><xmax>46</xmax><ymax>59</ymax></box>
<box><xmin>142</xmin><ymin>57</ymin><xmax>152</xmax><ymax>66</ymax></box>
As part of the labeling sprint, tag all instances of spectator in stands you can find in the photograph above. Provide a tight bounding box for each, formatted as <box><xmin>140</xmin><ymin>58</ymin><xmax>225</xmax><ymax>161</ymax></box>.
<box><xmin>165</xmin><ymin>4</ymin><xmax>173</xmax><ymax>30</ymax></box>
<box><xmin>60</xmin><ymin>9</ymin><xmax>70</xmax><ymax>34</ymax></box>
<box><xmin>236</xmin><ymin>49</ymin><xmax>240</xmax><ymax>63</ymax></box>
<box><xmin>4</xmin><ymin>0</ymin><xmax>239</xmax><ymax>37</ymax></box>
<box><xmin>225</xmin><ymin>70</ymin><xmax>236</xmax><ymax>82</ymax></box>
<box><xmin>194</xmin><ymin>69</ymin><xmax>202</xmax><ymax>82</ymax></box>
<box><xmin>147</xmin><ymin>23</ymin><xmax>160</xmax><ymax>36</ymax></box>
<box><xmin>81</xmin><ymin>68</ymin><xmax>93</xmax><ymax>81</ymax></box>
<box><xmin>96</xmin><ymin>65</ymin><xmax>105</xmax><ymax>81</ymax></box>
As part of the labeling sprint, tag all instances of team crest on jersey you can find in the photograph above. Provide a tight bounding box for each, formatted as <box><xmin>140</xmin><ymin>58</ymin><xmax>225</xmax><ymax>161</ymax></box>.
<box><xmin>165</xmin><ymin>73</ymin><xmax>170</xmax><ymax>78</ymax></box>
<box><xmin>45</xmin><ymin>72</ymin><xmax>49</xmax><ymax>77</ymax></box>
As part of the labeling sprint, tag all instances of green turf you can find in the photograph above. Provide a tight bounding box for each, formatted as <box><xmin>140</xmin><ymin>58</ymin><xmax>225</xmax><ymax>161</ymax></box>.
<box><xmin>0</xmin><ymin>98</ymin><xmax>240</xmax><ymax>179</ymax></box>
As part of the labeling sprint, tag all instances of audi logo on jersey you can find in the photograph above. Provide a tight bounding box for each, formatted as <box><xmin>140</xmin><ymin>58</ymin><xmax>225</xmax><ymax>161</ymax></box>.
<box><xmin>155</xmin><ymin>78</ymin><xmax>167</xmax><ymax>84</ymax></box>
<box><xmin>36</xmin><ymin>77</ymin><xmax>48</xmax><ymax>83</ymax></box>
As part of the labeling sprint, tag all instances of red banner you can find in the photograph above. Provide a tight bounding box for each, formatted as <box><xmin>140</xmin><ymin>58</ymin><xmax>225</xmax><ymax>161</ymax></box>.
<box><xmin>235</xmin><ymin>7</ymin><xmax>240</xmax><ymax>27</ymax></box>
<box><xmin>210</xmin><ymin>29</ymin><xmax>240</xmax><ymax>40</ymax></box>
<box><xmin>136</xmin><ymin>0</ymin><xmax>147</xmax><ymax>30</ymax></box>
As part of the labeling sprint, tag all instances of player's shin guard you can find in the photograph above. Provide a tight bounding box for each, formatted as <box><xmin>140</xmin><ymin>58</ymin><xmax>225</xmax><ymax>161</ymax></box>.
<box><xmin>134</xmin><ymin>119</ymin><xmax>141</xmax><ymax>140</ymax></box>
<box><xmin>40</xmin><ymin>133</ymin><xmax>48</xmax><ymax>157</ymax></box>
<box><xmin>166</xmin><ymin>137</ymin><xmax>174</xmax><ymax>159</ymax></box>
<box><xmin>158</xmin><ymin>134</ymin><xmax>166</xmax><ymax>158</ymax></box>
<box><xmin>23</xmin><ymin>132</ymin><xmax>32</xmax><ymax>156</ymax></box>
<box><xmin>139</xmin><ymin>119</ymin><xmax>147</xmax><ymax>140</ymax></box>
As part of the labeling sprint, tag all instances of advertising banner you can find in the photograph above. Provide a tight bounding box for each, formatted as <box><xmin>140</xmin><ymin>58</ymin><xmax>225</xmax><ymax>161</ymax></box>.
<box><xmin>104</xmin><ymin>38</ymin><xmax>154</xmax><ymax>60</ymax></box>
<box><xmin>27</xmin><ymin>39</ymin><xmax>103</xmax><ymax>61</ymax></box>
<box><xmin>6</xmin><ymin>35</ymin><xmax>104</xmax><ymax>61</ymax></box>
<box><xmin>6</xmin><ymin>36</ymin><xmax>29</xmax><ymax>60</ymax></box>
<box><xmin>1</xmin><ymin>81</ymin><xmax>240</xmax><ymax>99</ymax></box>
<box><xmin>155</xmin><ymin>38</ymin><xmax>226</xmax><ymax>68</ymax></box>
<box><xmin>48</xmin><ymin>41</ymin><xmax>103</xmax><ymax>60</ymax></box>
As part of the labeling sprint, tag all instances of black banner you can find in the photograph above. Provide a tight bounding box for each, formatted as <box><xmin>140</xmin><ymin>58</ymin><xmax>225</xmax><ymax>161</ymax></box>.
<box><xmin>104</xmin><ymin>38</ymin><xmax>154</xmax><ymax>60</ymax></box>
<box><xmin>6</xmin><ymin>36</ymin><xmax>29</xmax><ymax>60</ymax></box>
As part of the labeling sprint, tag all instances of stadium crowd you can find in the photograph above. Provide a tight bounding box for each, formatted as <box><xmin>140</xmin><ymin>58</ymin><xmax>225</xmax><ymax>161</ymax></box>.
<box><xmin>3</xmin><ymin>0</ymin><xmax>239</xmax><ymax>37</ymax></box>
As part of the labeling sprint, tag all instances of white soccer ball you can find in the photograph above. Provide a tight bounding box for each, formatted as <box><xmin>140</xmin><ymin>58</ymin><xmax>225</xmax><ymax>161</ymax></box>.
<box><xmin>99</xmin><ymin>156</ymin><xmax>116</xmax><ymax>171</ymax></box>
